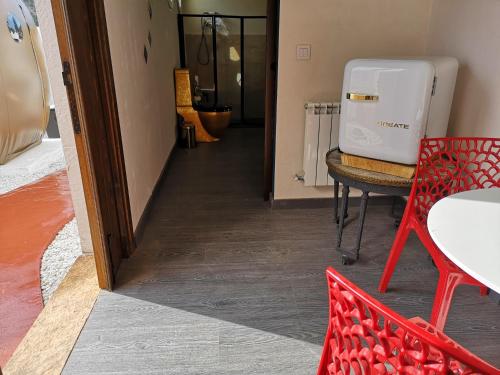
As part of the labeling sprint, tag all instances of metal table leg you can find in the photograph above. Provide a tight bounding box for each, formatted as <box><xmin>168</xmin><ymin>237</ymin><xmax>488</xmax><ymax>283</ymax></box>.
<box><xmin>336</xmin><ymin>189</ymin><xmax>370</xmax><ymax>265</ymax></box>
<box><xmin>353</xmin><ymin>191</ymin><xmax>369</xmax><ymax>260</ymax></box>
<box><xmin>333</xmin><ymin>180</ymin><xmax>349</xmax><ymax>224</ymax></box>
<box><xmin>336</xmin><ymin>185</ymin><xmax>349</xmax><ymax>256</ymax></box>
<box><xmin>391</xmin><ymin>196</ymin><xmax>405</xmax><ymax>228</ymax></box>
<box><xmin>333</xmin><ymin>180</ymin><xmax>339</xmax><ymax>224</ymax></box>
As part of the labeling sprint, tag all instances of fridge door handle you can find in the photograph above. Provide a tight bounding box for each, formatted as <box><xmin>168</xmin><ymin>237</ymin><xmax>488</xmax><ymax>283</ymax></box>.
<box><xmin>346</xmin><ymin>93</ymin><xmax>379</xmax><ymax>102</ymax></box>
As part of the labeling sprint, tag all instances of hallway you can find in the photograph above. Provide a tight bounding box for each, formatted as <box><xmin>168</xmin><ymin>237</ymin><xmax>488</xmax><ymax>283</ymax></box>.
<box><xmin>63</xmin><ymin>128</ymin><xmax>500</xmax><ymax>373</ymax></box>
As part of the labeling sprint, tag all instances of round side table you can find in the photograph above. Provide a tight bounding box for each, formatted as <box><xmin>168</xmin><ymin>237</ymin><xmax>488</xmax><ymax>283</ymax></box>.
<box><xmin>326</xmin><ymin>149</ymin><xmax>413</xmax><ymax>264</ymax></box>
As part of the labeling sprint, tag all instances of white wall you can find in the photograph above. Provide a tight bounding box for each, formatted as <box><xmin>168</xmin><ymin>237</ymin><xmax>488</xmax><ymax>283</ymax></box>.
<box><xmin>181</xmin><ymin>0</ymin><xmax>266</xmax><ymax>16</ymax></box>
<box><xmin>104</xmin><ymin>0</ymin><xmax>180</xmax><ymax>228</ymax></box>
<box><xmin>273</xmin><ymin>0</ymin><xmax>433</xmax><ymax>200</ymax></box>
<box><xmin>181</xmin><ymin>0</ymin><xmax>267</xmax><ymax>35</ymax></box>
<box><xmin>35</xmin><ymin>0</ymin><xmax>93</xmax><ymax>254</ymax></box>
<box><xmin>427</xmin><ymin>0</ymin><xmax>500</xmax><ymax>137</ymax></box>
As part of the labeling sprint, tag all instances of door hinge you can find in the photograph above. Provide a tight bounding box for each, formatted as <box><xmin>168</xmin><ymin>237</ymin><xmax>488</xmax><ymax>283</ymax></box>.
<box><xmin>62</xmin><ymin>61</ymin><xmax>81</xmax><ymax>134</ymax></box>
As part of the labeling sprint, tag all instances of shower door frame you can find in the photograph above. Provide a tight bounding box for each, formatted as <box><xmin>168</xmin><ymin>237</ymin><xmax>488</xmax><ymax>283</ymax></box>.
<box><xmin>177</xmin><ymin>13</ymin><xmax>267</xmax><ymax>125</ymax></box>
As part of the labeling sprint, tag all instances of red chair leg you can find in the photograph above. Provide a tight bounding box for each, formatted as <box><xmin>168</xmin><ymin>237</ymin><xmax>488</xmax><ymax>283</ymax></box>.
<box><xmin>431</xmin><ymin>271</ymin><xmax>462</xmax><ymax>331</ymax></box>
<box><xmin>317</xmin><ymin>326</ymin><xmax>332</xmax><ymax>375</ymax></box>
<box><xmin>378</xmin><ymin>222</ymin><xmax>411</xmax><ymax>293</ymax></box>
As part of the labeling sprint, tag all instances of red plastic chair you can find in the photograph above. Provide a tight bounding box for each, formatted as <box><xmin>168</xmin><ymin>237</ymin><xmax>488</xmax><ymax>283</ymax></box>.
<box><xmin>378</xmin><ymin>137</ymin><xmax>500</xmax><ymax>331</ymax></box>
<box><xmin>318</xmin><ymin>267</ymin><xmax>500</xmax><ymax>375</ymax></box>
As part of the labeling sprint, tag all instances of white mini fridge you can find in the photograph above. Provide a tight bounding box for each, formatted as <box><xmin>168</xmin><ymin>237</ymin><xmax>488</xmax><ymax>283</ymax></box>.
<box><xmin>339</xmin><ymin>57</ymin><xmax>458</xmax><ymax>165</ymax></box>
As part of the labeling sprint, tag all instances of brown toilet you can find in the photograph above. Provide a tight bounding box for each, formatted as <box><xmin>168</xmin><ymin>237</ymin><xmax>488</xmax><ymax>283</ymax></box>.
<box><xmin>195</xmin><ymin>105</ymin><xmax>232</xmax><ymax>138</ymax></box>
<box><xmin>174</xmin><ymin>68</ymin><xmax>218</xmax><ymax>143</ymax></box>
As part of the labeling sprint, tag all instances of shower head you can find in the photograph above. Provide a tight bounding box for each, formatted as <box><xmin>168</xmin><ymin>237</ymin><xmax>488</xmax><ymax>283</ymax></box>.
<box><xmin>197</xmin><ymin>12</ymin><xmax>229</xmax><ymax>65</ymax></box>
<box><xmin>201</xmin><ymin>12</ymin><xmax>229</xmax><ymax>37</ymax></box>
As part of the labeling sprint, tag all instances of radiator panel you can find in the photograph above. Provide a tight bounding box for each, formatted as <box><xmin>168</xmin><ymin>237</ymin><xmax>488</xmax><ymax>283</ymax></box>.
<box><xmin>303</xmin><ymin>104</ymin><xmax>321</xmax><ymax>186</ymax></box>
<box><xmin>327</xmin><ymin>107</ymin><xmax>340</xmax><ymax>185</ymax></box>
<box><xmin>303</xmin><ymin>103</ymin><xmax>341</xmax><ymax>187</ymax></box>
<box><xmin>317</xmin><ymin>110</ymin><xmax>333</xmax><ymax>186</ymax></box>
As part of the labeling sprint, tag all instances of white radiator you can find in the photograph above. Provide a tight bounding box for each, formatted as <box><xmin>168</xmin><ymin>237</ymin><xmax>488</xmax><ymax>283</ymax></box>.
<box><xmin>303</xmin><ymin>102</ymin><xmax>341</xmax><ymax>186</ymax></box>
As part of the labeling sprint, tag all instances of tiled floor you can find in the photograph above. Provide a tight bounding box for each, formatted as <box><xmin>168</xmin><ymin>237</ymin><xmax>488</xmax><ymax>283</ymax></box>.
<box><xmin>64</xmin><ymin>128</ymin><xmax>500</xmax><ymax>374</ymax></box>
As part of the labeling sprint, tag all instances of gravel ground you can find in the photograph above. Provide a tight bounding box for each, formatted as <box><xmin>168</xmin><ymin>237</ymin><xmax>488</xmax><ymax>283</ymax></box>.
<box><xmin>0</xmin><ymin>140</ymin><xmax>82</xmax><ymax>303</ymax></box>
<box><xmin>0</xmin><ymin>140</ymin><xmax>66</xmax><ymax>194</ymax></box>
<box><xmin>40</xmin><ymin>219</ymin><xmax>81</xmax><ymax>304</ymax></box>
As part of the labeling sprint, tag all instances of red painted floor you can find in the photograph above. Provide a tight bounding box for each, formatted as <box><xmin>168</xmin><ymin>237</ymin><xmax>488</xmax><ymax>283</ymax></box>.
<box><xmin>0</xmin><ymin>170</ymin><xmax>74</xmax><ymax>366</ymax></box>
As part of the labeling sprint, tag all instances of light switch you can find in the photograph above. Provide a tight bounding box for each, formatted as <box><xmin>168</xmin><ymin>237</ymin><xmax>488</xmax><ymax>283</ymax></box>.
<box><xmin>296</xmin><ymin>44</ymin><xmax>311</xmax><ymax>60</ymax></box>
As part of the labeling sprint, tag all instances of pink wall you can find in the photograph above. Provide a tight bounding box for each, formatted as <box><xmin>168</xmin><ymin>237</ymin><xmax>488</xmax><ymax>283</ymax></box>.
<box><xmin>427</xmin><ymin>0</ymin><xmax>500</xmax><ymax>137</ymax></box>
<box><xmin>105</xmin><ymin>0</ymin><xmax>179</xmax><ymax>228</ymax></box>
<box><xmin>273</xmin><ymin>0</ymin><xmax>433</xmax><ymax>200</ymax></box>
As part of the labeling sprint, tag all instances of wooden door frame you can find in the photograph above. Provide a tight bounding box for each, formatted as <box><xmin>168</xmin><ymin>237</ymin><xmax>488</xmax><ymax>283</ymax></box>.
<box><xmin>264</xmin><ymin>0</ymin><xmax>280</xmax><ymax>200</ymax></box>
<box><xmin>51</xmin><ymin>0</ymin><xmax>134</xmax><ymax>289</ymax></box>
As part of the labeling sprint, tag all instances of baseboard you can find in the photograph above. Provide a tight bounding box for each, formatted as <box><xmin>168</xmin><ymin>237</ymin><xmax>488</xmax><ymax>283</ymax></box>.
<box><xmin>133</xmin><ymin>146</ymin><xmax>177</xmax><ymax>246</ymax></box>
<box><xmin>270</xmin><ymin>194</ymin><xmax>404</xmax><ymax>209</ymax></box>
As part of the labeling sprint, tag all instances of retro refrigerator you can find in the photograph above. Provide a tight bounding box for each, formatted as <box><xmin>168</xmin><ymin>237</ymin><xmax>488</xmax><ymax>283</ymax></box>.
<box><xmin>338</xmin><ymin>57</ymin><xmax>458</xmax><ymax>165</ymax></box>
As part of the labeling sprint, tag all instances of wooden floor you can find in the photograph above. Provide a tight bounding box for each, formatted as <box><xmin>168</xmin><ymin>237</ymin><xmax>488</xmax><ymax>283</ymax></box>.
<box><xmin>63</xmin><ymin>128</ymin><xmax>500</xmax><ymax>374</ymax></box>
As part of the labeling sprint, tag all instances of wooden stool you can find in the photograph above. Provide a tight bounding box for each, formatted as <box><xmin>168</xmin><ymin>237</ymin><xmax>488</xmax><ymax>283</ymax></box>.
<box><xmin>326</xmin><ymin>149</ymin><xmax>413</xmax><ymax>264</ymax></box>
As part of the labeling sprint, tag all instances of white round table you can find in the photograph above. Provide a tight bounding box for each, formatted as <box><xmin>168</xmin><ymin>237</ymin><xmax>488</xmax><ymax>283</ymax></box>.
<box><xmin>427</xmin><ymin>188</ymin><xmax>500</xmax><ymax>293</ymax></box>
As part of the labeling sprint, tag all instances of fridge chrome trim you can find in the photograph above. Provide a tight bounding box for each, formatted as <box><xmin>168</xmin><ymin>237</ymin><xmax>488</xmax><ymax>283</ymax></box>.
<box><xmin>346</xmin><ymin>93</ymin><xmax>379</xmax><ymax>102</ymax></box>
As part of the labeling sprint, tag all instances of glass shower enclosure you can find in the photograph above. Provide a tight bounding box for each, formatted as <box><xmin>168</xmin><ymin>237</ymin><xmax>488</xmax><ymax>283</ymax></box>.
<box><xmin>178</xmin><ymin>14</ymin><xmax>267</xmax><ymax>125</ymax></box>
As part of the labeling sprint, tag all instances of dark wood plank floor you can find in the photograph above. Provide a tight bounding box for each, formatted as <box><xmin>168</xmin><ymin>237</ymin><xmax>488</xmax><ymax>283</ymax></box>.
<box><xmin>64</xmin><ymin>128</ymin><xmax>499</xmax><ymax>374</ymax></box>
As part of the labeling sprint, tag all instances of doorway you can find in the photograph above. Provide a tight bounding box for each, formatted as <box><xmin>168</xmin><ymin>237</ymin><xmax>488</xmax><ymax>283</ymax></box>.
<box><xmin>46</xmin><ymin>0</ymin><xmax>279</xmax><ymax>290</ymax></box>
<box><xmin>178</xmin><ymin>14</ymin><xmax>267</xmax><ymax>126</ymax></box>
<box><xmin>45</xmin><ymin>0</ymin><xmax>279</xmax><ymax>287</ymax></box>
<box><xmin>49</xmin><ymin>0</ymin><xmax>135</xmax><ymax>289</ymax></box>
<box><xmin>1</xmin><ymin>0</ymin><xmax>280</xmax><ymax>369</ymax></box>
<box><xmin>0</xmin><ymin>0</ymin><xmax>135</xmax><ymax>369</ymax></box>
<box><xmin>177</xmin><ymin>0</ymin><xmax>279</xmax><ymax>199</ymax></box>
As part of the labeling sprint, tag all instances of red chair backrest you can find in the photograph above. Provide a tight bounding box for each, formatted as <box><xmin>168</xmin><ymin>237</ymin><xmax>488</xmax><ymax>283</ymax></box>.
<box><xmin>319</xmin><ymin>267</ymin><xmax>500</xmax><ymax>374</ymax></box>
<box><xmin>410</xmin><ymin>137</ymin><xmax>500</xmax><ymax>225</ymax></box>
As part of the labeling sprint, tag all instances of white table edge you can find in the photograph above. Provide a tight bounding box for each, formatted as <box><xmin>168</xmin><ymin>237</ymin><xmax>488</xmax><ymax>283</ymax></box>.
<box><xmin>427</xmin><ymin>189</ymin><xmax>500</xmax><ymax>294</ymax></box>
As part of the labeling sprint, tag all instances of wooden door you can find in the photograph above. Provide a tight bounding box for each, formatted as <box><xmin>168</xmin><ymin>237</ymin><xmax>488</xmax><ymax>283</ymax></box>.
<box><xmin>263</xmin><ymin>0</ymin><xmax>279</xmax><ymax>200</ymax></box>
<box><xmin>52</xmin><ymin>0</ymin><xmax>134</xmax><ymax>288</ymax></box>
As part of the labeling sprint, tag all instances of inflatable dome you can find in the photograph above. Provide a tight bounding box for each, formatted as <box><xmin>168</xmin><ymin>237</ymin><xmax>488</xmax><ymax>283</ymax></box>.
<box><xmin>0</xmin><ymin>0</ymin><xmax>50</xmax><ymax>164</ymax></box>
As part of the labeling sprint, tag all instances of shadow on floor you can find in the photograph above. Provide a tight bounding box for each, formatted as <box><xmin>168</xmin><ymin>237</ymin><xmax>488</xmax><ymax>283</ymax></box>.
<box><xmin>64</xmin><ymin>129</ymin><xmax>499</xmax><ymax>374</ymax></box>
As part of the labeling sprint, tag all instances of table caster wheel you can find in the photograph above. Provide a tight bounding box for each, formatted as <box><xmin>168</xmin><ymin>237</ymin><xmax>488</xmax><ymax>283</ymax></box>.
<box><xmin>341</xmin><ymin>255</ymin><xmax>352</xmax><ymax>265</ymax></box>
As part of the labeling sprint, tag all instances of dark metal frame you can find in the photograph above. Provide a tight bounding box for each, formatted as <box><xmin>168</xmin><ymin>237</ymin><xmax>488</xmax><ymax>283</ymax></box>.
<box><xmin>177</xmin><ymin>13</ymin><xmax>267</xmax><ymax>124</ymax></box>
<box><xmin>328</xmin><ymin>169</ymin><xmax>411</xmax><ymax>265</ymax></box>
